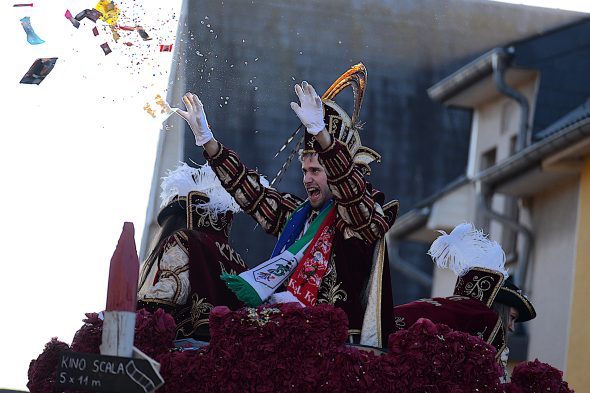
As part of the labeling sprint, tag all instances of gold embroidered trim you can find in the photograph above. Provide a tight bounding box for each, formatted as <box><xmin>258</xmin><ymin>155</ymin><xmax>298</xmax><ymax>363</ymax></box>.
<box><xmin>209</xmin><ymin>142</ymin><xmax>225</xmax><ymax>160</ymax></box>
<box><xmin>227</xmin><ymin>168</ymin><xmax>247</xmax><ymax>192</ymax></box>
<box><xmin>374</xmin><ymin>237</ymin><xmax>385</xmax><ymax>347</ymax></box>
<box><xmin>488</xmin><ymin>316</ymin><xmax>503</xmax><ymax>344</ymax></box>
<box><xmin>328</xmin><ymin>164</ymin><xmax>355</xmax><ymax>183</ymax></box>
<box><xmin>489</xmin><ymin>317</ymin><xmax>507</xmax><ymax>361</ymax></box>
<box><xmin>159</xmin><ymin>268</ymin><xmax>186</xmax><ymax>304</ymax></box>
<box><xmin>383</xmin><ymin>199</ymin><xmax>400</xmax><ymax>214</ymax></box>
<box><xmin>172</xmin><ymin>232</ymin><xmax>189</xmax><ymax>256</ymax></box>
<box><xmin>317</xmin><ymin>254</ymin><xmax>348</xmax><ymax>305</ymax></box>
<box><xmin>177</xmin><ymin>294</ymin><xmax>214</xmax><ymax>338</ymax></box>
<box><xmin>333</xmin><ymin>191</ymin><xmax>365</xmax><ymax>207</ymax></box>
<box><xmin>244</xmin><ymin>189</ymin><xmax>267</xmax><ymax>215</ymax></box>
<box><xmin>458</xmin><ymin>267</ymin><xmax>504</xmax><ymax>308</ymax></box>
<box><xmin>395</xmin><ymin>317</ymin><xmax>406</xmax><ymax>329</ymax></box>
<box><xmin>351</xmin><ymin>209</ymin><xmax>375</xmax><ymax>233</ymax></box>
<box><xmin>501</xmin><ymin>287</ymin><xmax>535</xmax><ymax>315</ymax></box>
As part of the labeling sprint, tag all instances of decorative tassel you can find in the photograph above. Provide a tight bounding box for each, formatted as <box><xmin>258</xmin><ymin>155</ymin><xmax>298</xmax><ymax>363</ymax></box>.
<box><xmin>427</xmin><ymin>223</ymin><xmax>507</xmax><ymax>277</ymax></box>
<box><xmin>271</xmin><ymin>137</ymin><xmax>303</xmax><ymax>186</ymax></box>
<box><xmin>274</xmin><ymin>124</ymin><xmax>304</xmax><ymax>159</ymax></box>
<box><xmin>220</xmin><ymin>273</ymin><xmax>262</xmax><ymax>307</ymax></box>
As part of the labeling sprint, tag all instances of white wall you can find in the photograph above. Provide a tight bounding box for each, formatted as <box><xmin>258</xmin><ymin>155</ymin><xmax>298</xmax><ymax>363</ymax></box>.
<box><xmin>527</xmin><ymin>177</ymin><xmax>579</xmax><ymax>369</ymax></box>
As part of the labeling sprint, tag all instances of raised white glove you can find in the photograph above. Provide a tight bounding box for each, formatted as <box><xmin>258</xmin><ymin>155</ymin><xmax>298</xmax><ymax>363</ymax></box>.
<box><xmin>176</xmin><ymin>92</ymin><xmax>214</xmax><ymax>146</ymax></box>
<box><xmin>290</xmin><ymin>81</ymin><xmax>325</xmax><ymax>135</ymax></box>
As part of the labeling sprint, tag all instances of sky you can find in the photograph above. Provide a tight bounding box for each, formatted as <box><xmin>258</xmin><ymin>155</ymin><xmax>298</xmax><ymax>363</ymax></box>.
<box><xmin>0</xmin><ymin>0</ymin><xmax>181</xmax><ymax>390</ymax></box>
<box><xmin>1</xmin><ymin>0</ymin><xmax>590</xmax><ymax>391</ymax></box>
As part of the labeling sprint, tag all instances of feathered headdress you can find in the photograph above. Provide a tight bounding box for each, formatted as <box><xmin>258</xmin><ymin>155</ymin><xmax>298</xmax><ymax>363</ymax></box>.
<box><xmin>160</xmin><ymin>162</ymin><xmax>241</xmax><ymax>216</ymax></box>
<box><xmin>428</xmin><ymin>223</ymin><xmax>508</xmax><ymax>308</ymax></box>
<box><xmin>271</xmin><ymin>63</ymin><xmax>380</xmax><ymax>185</ymax></box>
<box><xmin>427</xmin><ymin>223</ymin><xmax>508</xmax><ymax>278</ymax></box>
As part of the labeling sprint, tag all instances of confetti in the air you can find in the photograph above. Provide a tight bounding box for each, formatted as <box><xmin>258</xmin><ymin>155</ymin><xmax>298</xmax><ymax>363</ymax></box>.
<box><xmin>95</xmin><ymin>0</ymin><xmax>120</xmax><ymax>26</ymax></box>
<box><xmin>144</xmin><ymin>93</ymin><xmax>176</xmax><ymax>121</ymax></box>
<box><xmin>20</xmin><ymin>58</ymin><xmax>58</xmax><ymax>85</ymax></box>
<box><xmin>14</xmin><ymin>0</ymin><xmax>181</xmax><ymax>119</ymax></box>
<box><xmin>100</xmin><ymin>42</ymin><xmax>112</xmax><ymax>55</ymax></box>
<box><xmin>20</xmin><ymin>16</ymin><xmax>44</xmax><ymax>45</ymax></box>
<box><xmin>64</xmin><ymin>10</ymin><xmax>81</xmax><ymax>29</ymax></box>
<box><xmin>75</xmin><ymin>9</ymin><xmax>102</xmax><ymax>23</ymax></box>
<box><xmin>136</xmin><ymin>26</ymin><xmax>152</xmax><ymax>41</ymax></box>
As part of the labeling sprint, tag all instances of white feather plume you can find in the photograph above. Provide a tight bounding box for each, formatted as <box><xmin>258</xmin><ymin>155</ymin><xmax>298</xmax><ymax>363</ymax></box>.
<box><xmin>160</xmin><ymin>162</ymin><xmax>242</xmax><ymax>216</ymax></box>
<box><xmin>427</xmin><ymin>223</ymin><xmax>507</xmax><ymax>278</ymax></box>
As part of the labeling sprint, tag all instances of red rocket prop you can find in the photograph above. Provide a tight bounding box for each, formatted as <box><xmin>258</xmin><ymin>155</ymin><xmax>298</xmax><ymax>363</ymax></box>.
<box><xmin>100</xmin><ymin>222</ymin><xmax>139</xmax><ymax>357</ymax></box>
<box><xmin>105</xmin><ymin>222</ymin><xmax>139</xmax><ymax>311</ymax></box>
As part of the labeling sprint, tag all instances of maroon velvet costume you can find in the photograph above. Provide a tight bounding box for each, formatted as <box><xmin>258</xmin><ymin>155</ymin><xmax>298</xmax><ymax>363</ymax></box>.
<box><xmin>138</xmin><ymin>192</ymin><xmax>247</xmax><ymax>341</ymax></box>
<box><xmin>205</xmin><ymin>137</ymin><xmax>398</xmax><ymax>345</ymax></box>
<box><xmin>393</xmin><ymin>267</ymin><xmax>507</xmax><ymax>356</ymax></box>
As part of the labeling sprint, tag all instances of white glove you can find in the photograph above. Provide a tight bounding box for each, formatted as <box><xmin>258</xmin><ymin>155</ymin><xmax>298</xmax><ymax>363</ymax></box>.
<box><xmin>290</xmin><ymin>81</ymin><xmax>325</xmax><ymax>135</ymax></box>
<box><xmin>176</xmin><ymin>92</ymin><xmax>214</xmax><ymax>146</ymax></box>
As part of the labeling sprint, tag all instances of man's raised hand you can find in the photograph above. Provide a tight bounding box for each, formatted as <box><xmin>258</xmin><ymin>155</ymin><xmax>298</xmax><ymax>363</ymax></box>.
<box><xmin>290</xmin><ymin>81</ymin><xmax>326</xmax><ymax>136</ymax></box>
<box><xmin>177</xmin><ymin>92</ymin><xmax>214</xmax><ymax>146</ymax></box>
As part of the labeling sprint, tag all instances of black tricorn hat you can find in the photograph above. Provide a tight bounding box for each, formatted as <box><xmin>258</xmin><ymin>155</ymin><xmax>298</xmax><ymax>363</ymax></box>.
<box><xmin>494</xmin><ymin>279</ymin><xmax>536</xmax><ymax>322</ymax></box>
<box><xmin>157</xmin><ymin>191</ymin><xmax>209</xmax><ymax>228</ymax></box>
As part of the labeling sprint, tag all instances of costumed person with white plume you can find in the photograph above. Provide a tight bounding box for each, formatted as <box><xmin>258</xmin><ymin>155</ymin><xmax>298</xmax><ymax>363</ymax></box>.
<box><xmin>137</xmin><ymin>163</ymin><xmax>248</xmax><ymax>341</ymax></box>
<box><xmin>393</xmin><ymin>222</ymin><xmax>536</xmax><ymax>380</ymax></box>
<box><xmin>176</xmin><ymin>64</ymin><xmax>399</xmax><ymax>347</ymax></box>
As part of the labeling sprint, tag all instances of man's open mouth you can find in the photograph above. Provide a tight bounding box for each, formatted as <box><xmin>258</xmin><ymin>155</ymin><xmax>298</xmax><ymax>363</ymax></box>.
<box><xmin>307</xmin><ymin>186</ymin><xmax>320</xmax><ymax>199</ymax></box>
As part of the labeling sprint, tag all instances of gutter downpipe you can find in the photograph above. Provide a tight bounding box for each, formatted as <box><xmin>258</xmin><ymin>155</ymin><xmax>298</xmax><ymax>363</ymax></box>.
<box><xmin>473</xmin><ymin>50</ymin><xmax>533</xmax><ymax>290</ymax></box>
<box><xmin>475</xmin><ymin>181</ymin><xmax>533</xmax><ymax>289</ymax></box>
<box><xmin>492</xmin><ymin>47</ymin><xmax>531</xmax><ymax>151</ymax></box>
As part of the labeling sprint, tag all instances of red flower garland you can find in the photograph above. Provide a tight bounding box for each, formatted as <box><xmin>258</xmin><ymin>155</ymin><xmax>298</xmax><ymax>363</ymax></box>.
<box><xmin>507</xmin><ymin>359</ymin><xmax>574</xmax><ymax>393</ymax></box>
<box><xmin>27</xmin><ymin>337</ymin><xmax>70</xmax><ymax>393</ymax></box>
<box><xmin>27</xmin><ymin>306</ymin><xmax>574</xmax><ymax>393</ymax></box>
<box><xmin>382</xmin><ymin>318</ymin><xmax>504</xmax><ymax>392</ymax></box>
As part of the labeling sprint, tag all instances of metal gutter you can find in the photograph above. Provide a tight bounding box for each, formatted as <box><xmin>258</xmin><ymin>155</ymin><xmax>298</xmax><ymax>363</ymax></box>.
<box><xmin>477</xmin><ymin>115</ymin><xmax>590</xmax><ymax>187</ymax></box>
<box><xmin>427</xmin><ymin>48</ymin><xmax>509</xmax><ymax>103</ymax></box>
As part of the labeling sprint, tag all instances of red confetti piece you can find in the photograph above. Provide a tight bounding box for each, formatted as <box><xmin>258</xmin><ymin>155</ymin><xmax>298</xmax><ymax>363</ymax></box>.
<box><xmin>160</xmin><ymin>44</ymin><xmax>173</xmax><ymax>52</ymax></box>
<box><xmin>64</xmin><ymin>9</ymin><xmax>80</xmax><ymax>28</ymax></box>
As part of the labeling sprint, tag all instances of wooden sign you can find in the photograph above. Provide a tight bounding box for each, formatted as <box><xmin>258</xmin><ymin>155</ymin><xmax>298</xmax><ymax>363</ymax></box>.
<box><xmin>56</xmin><ymin>351</ymin><xmax>164</xmax><ymax>393</ymax></box>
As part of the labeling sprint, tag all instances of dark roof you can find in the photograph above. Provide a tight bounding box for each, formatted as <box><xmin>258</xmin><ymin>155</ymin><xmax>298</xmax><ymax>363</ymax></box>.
<box><xmin>534</xmin><ymin>99</ymin><xmax>590</xmax><ymax>140</ymax></box>
<box><xmin>510</xmin><ymin>17</ymin><xmax>590</xmax><ymax>137</ymax></box>
<box><xmin>428</xmin><ymin>16</ymin><xmax>590</xmax><ymax>142</ymax></box>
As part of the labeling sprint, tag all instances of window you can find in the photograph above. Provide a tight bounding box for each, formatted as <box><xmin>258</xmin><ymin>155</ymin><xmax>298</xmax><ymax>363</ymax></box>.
<box><xmin>480</xmin><ymin>147</ymin><xmax>497</xmax><ymax>171</ymax></box>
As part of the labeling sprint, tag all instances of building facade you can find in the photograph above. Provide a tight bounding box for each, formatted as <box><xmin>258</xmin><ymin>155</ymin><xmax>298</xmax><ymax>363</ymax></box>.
<box><xmin>142</xmin><ymin>0</ymin><xmax>583</xmax><ymax>306</ymax></box>
<box><xmin>389</xmin><ymin>18</ymin><xmax>590</xmax><ymax>390</ymax></box>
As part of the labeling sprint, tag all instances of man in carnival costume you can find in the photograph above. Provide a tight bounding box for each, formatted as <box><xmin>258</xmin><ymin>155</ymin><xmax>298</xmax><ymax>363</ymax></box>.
<box><xmin>393</xmin><ymin>222</ymin><xmax>536</xmax><ymax>379</ymax></box>
<box><xmin>177</xmin><ymin>64</ymin><xmax>399</xmax><ymax>346</ymax></box>
<box><xmin>138</xmin><ymin>163</ymin><xmax>247</xmax><ymax>341</ymax></box>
